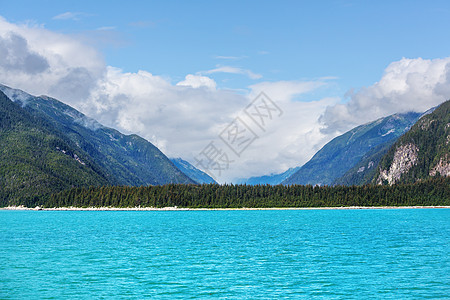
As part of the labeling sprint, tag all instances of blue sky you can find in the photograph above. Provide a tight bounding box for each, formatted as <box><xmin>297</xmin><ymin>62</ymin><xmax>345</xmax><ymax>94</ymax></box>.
<box><xmin>1</xmin><ymin>0</ymin><xmax>450</xmax><ymax>181</ymax></box>
<box><xmin>3</xmin><ymin>0</ymin><xmax>450</xmax><ymax>95</ymax></box>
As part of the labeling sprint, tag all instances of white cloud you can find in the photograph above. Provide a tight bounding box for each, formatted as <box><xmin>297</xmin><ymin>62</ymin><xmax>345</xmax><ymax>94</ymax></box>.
<box><xmin>0</xmin><ymin>16</ymin><xmax>104</xmax><ymax>104</ymax></box>
<box><xmin>52</xmin><ymin>12</ymin><xmax>87</xmax><ymax>21</ymax></box>
<box><xmin>214</xmin><ymin>55</ymin><xmax>247</xmax><ymax>60</ymax></box>
<box><xmin>176</xmin><ymin>74</ymin><xmax>216</xmax><ymax>90</ymax></box>
<box><xmin>79</xmin><ymin>67</ymin><xmax>247</xmax><ymax>155</ymax></box>
<box><xmin>96</xmin><ymin>26</ymin><xmax>116</xmax><ymax>31</ymax></box>
<box><xmin>249</xmin><ymin>80</ymin><xmax>327</xmax><ymax>102</ymax></box>
<box><xmin>228</xmin><ymin>94</ymin><xmax>339</xmax><ymax>180</ymax></box>
<box><xmin>0</xmin><ymin>33</ymin><xmax>49</xmax><ymax>74</ymax></box>
<box><xmin>321</xmin><ymin>57</ymin><xmax>450</xmax><ymax>134</ymax></box>
<box><xmin>200</xmin><ymin>65</ymin><xmax>262</xmax><ymax>80</ymax></box>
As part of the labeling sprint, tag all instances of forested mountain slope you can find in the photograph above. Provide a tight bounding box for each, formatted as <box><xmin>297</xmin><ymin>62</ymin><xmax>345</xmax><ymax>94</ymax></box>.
<box><xmin>0</xmin><ymin>84</ymin><xmax>195</xmax><ymax>186</ymax></box>
<box><xmin>0</xmin><ymin>91</ymin><xmax>111</xmax><ymax>206</ymax></box>
<box><xmin>283</xmin><ymin>112</ymin><xmax>421</xmax><ymax>186</ymax></box>
<box><xmin>376</xmin><ymin>100</ymin><xmax>450</xmax><ymax>185</ymax></box>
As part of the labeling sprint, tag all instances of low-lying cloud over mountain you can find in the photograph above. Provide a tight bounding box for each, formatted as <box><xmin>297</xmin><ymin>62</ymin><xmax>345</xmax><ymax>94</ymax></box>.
<box><xmin>0</xmin><ymin>16</ymin><xmax>449</xmax><ymax>182</ymax></box>
<box><xmin>321</xmin><ymin>57</ymin><xmax>450</xmax><ymax>134</ymax></box>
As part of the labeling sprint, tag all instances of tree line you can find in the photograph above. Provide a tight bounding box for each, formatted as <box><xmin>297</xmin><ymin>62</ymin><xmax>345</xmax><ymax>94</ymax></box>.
<box><xmin>27</xmin><ymin>176</ymin><xmax>450</xmax><ymax>208</ymax></box>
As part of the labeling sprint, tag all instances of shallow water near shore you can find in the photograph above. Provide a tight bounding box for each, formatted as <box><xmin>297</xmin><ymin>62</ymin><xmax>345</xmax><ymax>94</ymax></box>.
<box><xmin>1</xmin><ymin>209</ymin><xmax>449</xmax><ymax>299</ymax></box>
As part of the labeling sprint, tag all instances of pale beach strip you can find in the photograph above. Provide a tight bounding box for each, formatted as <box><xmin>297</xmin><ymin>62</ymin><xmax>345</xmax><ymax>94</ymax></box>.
<box><xmin>2</xmin><ymin>205</ymin><xmax>450</xmax><ymax>211</ymax></box>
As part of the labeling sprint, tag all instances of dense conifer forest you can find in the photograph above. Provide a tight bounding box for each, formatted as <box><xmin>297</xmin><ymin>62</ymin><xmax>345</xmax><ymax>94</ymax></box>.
<box><xmin>9</xmin><ymin>177</ymin><xmax>446</xmax><ymax>208</ymax></box>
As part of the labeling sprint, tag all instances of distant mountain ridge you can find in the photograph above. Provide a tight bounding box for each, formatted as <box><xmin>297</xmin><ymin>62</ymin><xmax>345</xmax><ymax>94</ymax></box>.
<box><xmin>170</xmin><ymin>158</ymin><xmax>217</xmax><ymax>184</ymax></box>
<box><xmin>235</xmin><ymin>167</ymin><xmax>300</xmax><ymax>185</ymax></box>
<box><xmin>282</xmin><ymin>112</ymin><xmax>422</xmax><ymax>186</ymax></box>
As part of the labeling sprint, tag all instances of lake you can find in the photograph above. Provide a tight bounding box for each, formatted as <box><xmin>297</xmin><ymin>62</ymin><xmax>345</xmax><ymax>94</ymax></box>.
<box><xmin>1</xmin><ymin>209</ymin><xmax>449</xmax><ymax>299</ymax></box>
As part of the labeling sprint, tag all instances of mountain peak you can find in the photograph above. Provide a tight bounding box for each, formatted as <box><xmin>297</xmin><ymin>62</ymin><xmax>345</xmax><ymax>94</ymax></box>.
<box><xmin>283</xmin><ymin>111</ymin><xmax>422</xmax><ymax>186</ymax></box>
<box><xmin>0</xmin><ymin>83</ymin><xmax>196</xmax><ymax>205</ymax></box>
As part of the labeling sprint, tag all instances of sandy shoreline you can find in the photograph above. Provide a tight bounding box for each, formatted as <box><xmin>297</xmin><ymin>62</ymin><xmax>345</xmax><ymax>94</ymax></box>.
<box><xmin>1</xmin><ymin>205</ymin><xmax>449</xmax><ymax>211</ymax></box>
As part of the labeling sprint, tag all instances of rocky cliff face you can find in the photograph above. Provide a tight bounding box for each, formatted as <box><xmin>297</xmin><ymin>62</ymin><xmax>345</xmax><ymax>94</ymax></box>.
<box><xmin>374</xmin><ymin>100</ymin><xmax>449</xmax><ymax>185</ymax></box>
<box><xmin>377</xmin><ymin>143</ymin><xmax>419</xmax><ymax>185</ymax></box>
<box><xmin>430</xmin><ymin>155</ymin><xmax>450</xmax><ymax>177</ymax></box>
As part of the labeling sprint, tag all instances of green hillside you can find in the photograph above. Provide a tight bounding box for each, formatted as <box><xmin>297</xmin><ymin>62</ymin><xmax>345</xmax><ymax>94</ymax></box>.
<box><xmin>0</xmin><ymin>84</ymin><xmax>195</xmax><ymax>186</ymax></box>
<box><xmin>0</xmin><ymin>91</ymin><xmax>111</xmax><ymax>206</ymax></box>
<box><xmin>333</xmin><ymin>140</ymin><xmax>395</xmax><ymax>186</ymax></box>
<box><xmin>376</xmin><ymin>100</ymin><xmax>450</xmax><ymax>185</ymax></box>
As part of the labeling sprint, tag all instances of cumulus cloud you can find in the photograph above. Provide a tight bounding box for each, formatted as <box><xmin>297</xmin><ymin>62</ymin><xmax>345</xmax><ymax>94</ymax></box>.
<box><xmin>49</xmin><ymin>67</ymin><xmax>98</xmax><ymax>101</ymax></box>
<box><xmin>0</xmin><ymin>16</ymin><xmax>104</xmax><ymax>103</ymax></box>
<box><xmin>176</xmin><ymin>74</ymin><xmax>217</xmax><ymax>90</ymax></box>
<box><xmin>320</xmin><ymin>57</ymin><xmax>450</xmax><ymax>134</ymax></box>
<box><xmin>200</xmin><ymin>65</ymin><xmax>262</xmax><ymax>80</ymax></box>
<box><xmin>229</xmin><ymin>94</ymin><xmax>339</xmax><ymax>180</ymax></box>
<box><xmin>0</xmin><ymin>33</ymin><xmax>49</xmax><ymax>74</ymax></box>
<box><xmin>79</xmin><ymin>67</ymin><xmax>246</xmax><ymax>152</ymax></box>
<box><xmin>249</xmin><ymin>80</ymin><xmax>327</xmax><ymax>102</ymax></box>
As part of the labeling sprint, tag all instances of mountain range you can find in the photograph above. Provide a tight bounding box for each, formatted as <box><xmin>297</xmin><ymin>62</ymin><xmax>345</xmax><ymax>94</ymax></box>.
<box><xmin>0</xmin><ymin>82</ymin><xmax>448</xmax><ymax>205</ymax></box>
<box><xmin>281</xmin><ymin>112</ymin><xmax>421</xmax><ymax>185</ymax></box>
<box><xmin>236</xmin><ymin>112</ymin><xmax>423</xmax><ymax>186</ymax></box>
<box><xmin>280</xmin><ymin>102</ymin><xmax>449</xmax><ymax>187</ymax></box>
<box><xmin>241</xmin><ymin>104</ymin><xmax>448</xmax><ymax>187</ymax></box>
<box><xmin>0</xmin><ymin>84</ymin><xmax>198</xmax><ymax>205</ymax></box>
<box><xmin>235</xmin><ymin>167</ymin><xmax>300</xmax><ymax>185</ymax></box>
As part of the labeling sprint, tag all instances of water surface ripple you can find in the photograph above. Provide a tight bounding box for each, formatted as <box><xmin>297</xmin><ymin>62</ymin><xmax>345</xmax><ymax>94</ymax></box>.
<box><xmin>1</xmin><ymin>209</ymin><xmax>449</xmax><ymax>299</ymax></box>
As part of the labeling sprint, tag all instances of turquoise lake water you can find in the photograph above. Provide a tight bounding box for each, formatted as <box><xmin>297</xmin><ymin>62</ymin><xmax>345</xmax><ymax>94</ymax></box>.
<box><xmin>1</xmin><ymin>209</ymin><xmax>449</xmax><ymax>299</ymax></box>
